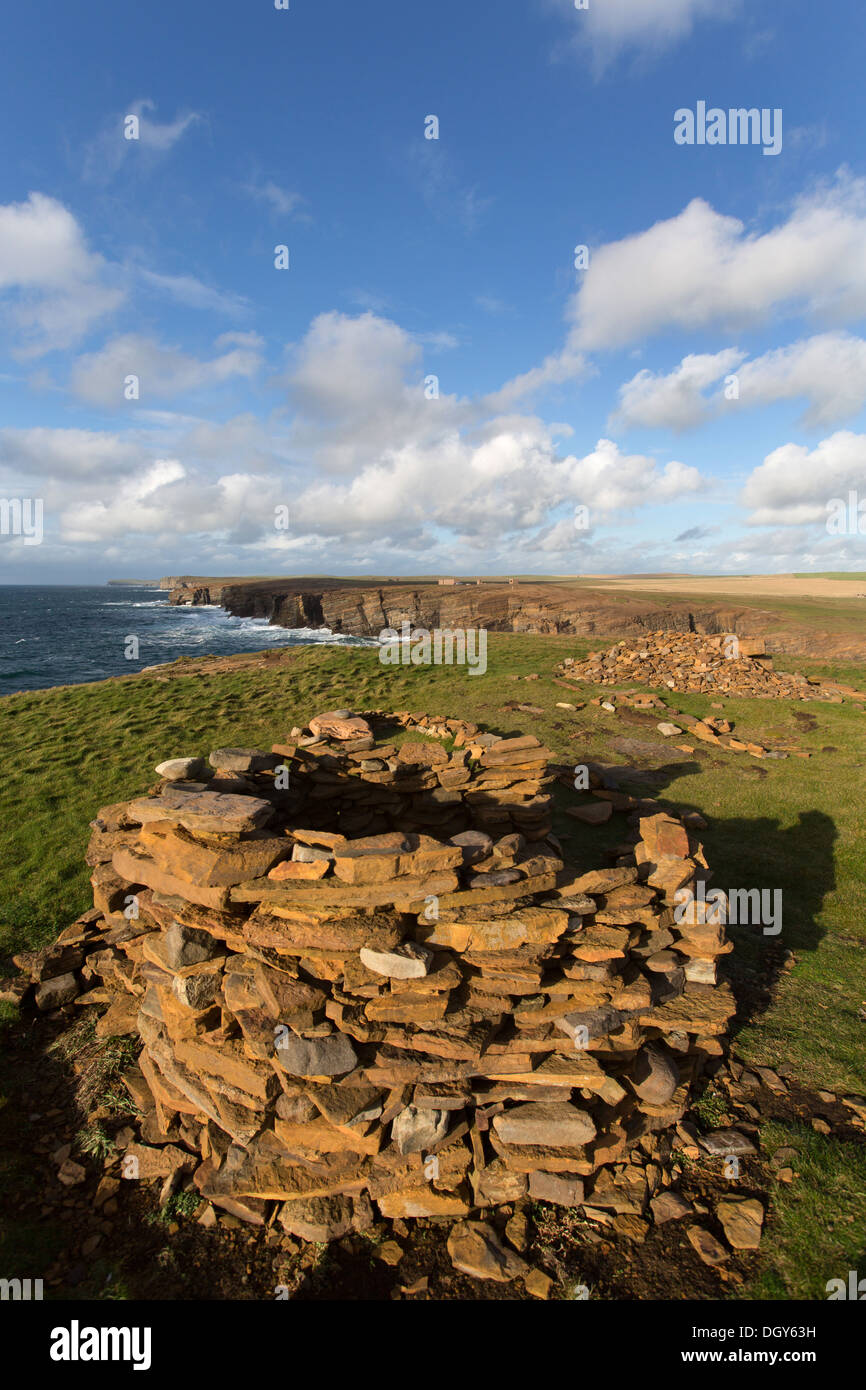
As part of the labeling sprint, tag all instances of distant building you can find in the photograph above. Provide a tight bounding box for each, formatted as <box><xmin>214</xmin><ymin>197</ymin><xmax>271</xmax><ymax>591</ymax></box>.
<box><xmin>508</xmin><ymin>577</ymin><xmax>517</xmax><ymax>587</ymax></box>
<box><xmin>438</xmin><ymin>577</ymin><xmax>457</xmax><ymax>586</ymax></box>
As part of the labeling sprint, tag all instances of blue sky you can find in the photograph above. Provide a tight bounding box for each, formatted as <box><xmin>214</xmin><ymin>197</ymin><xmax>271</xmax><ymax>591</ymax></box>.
<box><xmin>2</xmin><ymin>0</ymin><xmax>866</xmax><ymax>581</ymax></box>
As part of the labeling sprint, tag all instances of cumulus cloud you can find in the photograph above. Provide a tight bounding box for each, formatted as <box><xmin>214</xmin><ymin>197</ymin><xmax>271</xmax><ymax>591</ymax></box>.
<box><xmin>3</xmin><ymin>307</ymin><xmax>705</xmax><ymax>567</ymax></box>
<box><xmin>280</xmin><ymin>313</ymin><xmax>704</xmax><ymax>546</ymax></box>
<box><xmin>0</xmin><ymin>417</ymin><xmax>300</xmax><ymax>552</ymax></box>
<box><xmin>676</xmin><ymin>523</ymin><xmax>866</xmax><ymax>573</ymax></box>
<box><xmin>614</xmin><ymin>333</ymin><xmax>866</xmax><ymax>431</ymax></box>
<box><xmin>571</xmin><ymin>175</ymin><xmax>866</xmax><ymax>350</ymax></box>
<box><xmin>613</xmin><ymin>349</ymin><xmax>744</xmax><ymax>430</ymax></box>
<box><xmin>59</xmin><ymin>458</ymin><xmax>291</xmax><ymax>545</ymax></box>
<box><xmin>742</xmin><ymin>430</ymin><xmax>866</xmax><ymax>526</ymax></box>
<box><xmin>0</xmin><ymin>426</ymin><xmax>143</xmax><ymax>484</ymax></box>
<box><xmin>69</xmin><ymin>333</ymin><xmax>264</xmax><ymax>407</ymax></box>
<box><xmin>737</xmin><ymin>335</ymin><xmax>866</xmax><ymax>427</ymax></box>
<box><xmin>0</xmin><ymin>192</ymin><xmax>123</xmax><ymax>354</ymax></box>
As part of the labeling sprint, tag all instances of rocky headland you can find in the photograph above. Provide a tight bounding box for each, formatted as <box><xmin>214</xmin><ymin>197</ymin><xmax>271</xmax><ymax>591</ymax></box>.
<box><xmin>163</xmin><ymin>576</ymin><xmax>866</xmax><ymax>662</ymax></box>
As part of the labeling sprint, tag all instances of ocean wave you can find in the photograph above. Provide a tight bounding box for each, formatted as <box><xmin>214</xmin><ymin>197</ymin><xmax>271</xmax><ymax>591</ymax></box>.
<box><xmin>285</xmin><ymin>627</ymin><xmax>379</xmax><ymax>646</ymax></box>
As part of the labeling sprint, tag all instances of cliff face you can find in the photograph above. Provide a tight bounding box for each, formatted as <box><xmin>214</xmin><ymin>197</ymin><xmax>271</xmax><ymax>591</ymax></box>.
<box><xmin>164</xmin><ymin>577</ymin><xmax>866</xmax><ymax>660</ymax></box>
<box><xmin>169</xmin><ymin>579</ymin><xmax>766</xmax><ymax>641</ymax></box>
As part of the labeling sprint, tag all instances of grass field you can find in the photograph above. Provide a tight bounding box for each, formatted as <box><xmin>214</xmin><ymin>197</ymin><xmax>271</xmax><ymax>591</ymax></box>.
<box><xmin>1</xmin><ymin>631</ymin><xmax>864</xmax><ymax>1299</ymax></box>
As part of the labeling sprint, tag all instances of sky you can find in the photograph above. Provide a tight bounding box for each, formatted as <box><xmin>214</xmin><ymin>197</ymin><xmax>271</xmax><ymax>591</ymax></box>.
<box><xmin>2</xmin><ymin>0</ymin><xmax>866</xmax><ymax>583</ymax></box>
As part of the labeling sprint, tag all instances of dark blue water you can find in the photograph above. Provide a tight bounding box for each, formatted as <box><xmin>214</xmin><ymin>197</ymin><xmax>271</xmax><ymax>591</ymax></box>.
<box><xmin>0</xmin><ymin>586</ymin><xmax>371</xmax><ymax>696</ymax></box>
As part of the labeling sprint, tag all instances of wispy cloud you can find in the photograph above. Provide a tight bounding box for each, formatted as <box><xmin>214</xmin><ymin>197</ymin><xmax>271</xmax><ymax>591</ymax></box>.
<box><xmin>82</xmin><ymin>100</ymin><xmax>203</xmax><ymax>183</ymax></box>
<box><xmin>406</xmin><ymin>140</ymin><xmax>490</xmax><ymax>233</ymax></box>
<box><xmin>242</xmin><ymin>179</ymin><xmax>310</xmax><ymax>221</ymax></box>
<box><xmin>475</xmin><ymin>295</ymin><xmax>513</xmax><ymax>316</ymax></box>
<box><xmin>137</xmin><ymin>267</ymin><xmax>250</xmax><ymax>318</ymax></box>
<box><xmin>416</xmin><ymin>330</ymin><xmax>460</xmax><ymax>351</ymax></box>
<box><xmin>347</xmin><ymin>289</ymin><xmax>392</xmax><ymax>313</ymax></box>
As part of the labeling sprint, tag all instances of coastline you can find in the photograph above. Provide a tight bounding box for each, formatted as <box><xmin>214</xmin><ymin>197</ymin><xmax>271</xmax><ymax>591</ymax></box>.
<box><xmin>159</xmin><ymin>574</ymin><xmax>866</xmax><ymax>663</ymax></box>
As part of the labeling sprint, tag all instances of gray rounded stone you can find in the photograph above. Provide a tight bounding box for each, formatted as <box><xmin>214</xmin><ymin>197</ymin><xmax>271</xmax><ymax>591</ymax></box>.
<box><xmin>155</xmin><ymin>757</ymin><xmax>210</xmax><ymax>781</ymax></box>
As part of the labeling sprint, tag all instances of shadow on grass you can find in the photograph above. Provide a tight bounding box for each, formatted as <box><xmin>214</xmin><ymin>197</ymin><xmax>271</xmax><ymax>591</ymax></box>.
<box><xmin>706</xmin><ymin>808</ymin><xmax>837</xmax><ymax>1041</ymax></box>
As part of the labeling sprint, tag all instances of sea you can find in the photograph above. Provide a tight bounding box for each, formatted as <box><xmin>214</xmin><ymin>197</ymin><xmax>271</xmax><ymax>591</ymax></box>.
<box><xmin>0</xmin><ymin>585</ymin><xmax>373</xmax><ymax>697</ymax></box>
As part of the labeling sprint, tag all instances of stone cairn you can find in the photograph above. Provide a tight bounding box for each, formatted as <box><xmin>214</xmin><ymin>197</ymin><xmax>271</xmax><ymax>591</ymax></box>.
<box><xmin>558</xmin><ymin>630</ymin><xmax>862</xmax><ymax>702</ymax></box>
<box><xmin>17</xmin><ymin>709</ymin><xmax>737</xmax><ymax>1243</ymax></box>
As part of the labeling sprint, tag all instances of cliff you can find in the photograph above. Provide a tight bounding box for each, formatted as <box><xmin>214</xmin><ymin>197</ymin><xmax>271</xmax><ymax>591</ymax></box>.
<box><xmin>163</xmin><ymin>575</ymin><xmax>866</xmax><ymax>661</ymax></box>
<box><xmin>167</xmin><ymin>576</ymin><xmax>772</xmax><ymax>643</ymax></box>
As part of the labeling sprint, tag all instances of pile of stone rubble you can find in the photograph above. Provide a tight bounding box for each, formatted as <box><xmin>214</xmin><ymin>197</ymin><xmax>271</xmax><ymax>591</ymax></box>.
<box><xmin>558</xmin><ymin>631</ymin><xmax>862</xmax><ymax>702</ymax></box>
<box><xmin>8</xmin><ymin>709</ymin><xmax>736</xmax><ymax>1255</ymax></box>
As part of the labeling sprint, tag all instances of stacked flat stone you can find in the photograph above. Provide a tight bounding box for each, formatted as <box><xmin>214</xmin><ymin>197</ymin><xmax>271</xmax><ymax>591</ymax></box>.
<box><xmin>23</xmin><ymin>710</ymin><xmax>736</xmax><ymax>1239</ymax></box>
<box><xmin>558</xmin><ymin>631</ymin><xmax>857</xmax><ymax>702</ymax></box>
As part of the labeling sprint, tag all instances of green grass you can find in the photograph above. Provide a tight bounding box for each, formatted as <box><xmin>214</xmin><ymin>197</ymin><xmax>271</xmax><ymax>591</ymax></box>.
<box><xmin>1</xmin><ymin>632</ymin><xmax>865</xmax><ymax>1299</ymax></box>
<box><xmin>146</xmin><ymin>1190</ymin><xmax>202</xmax><ymax>1225</ymax></box>
<box><xmin>598</xmin><ymin>582</ymin><xmax>866</xmax><ymax>639</ymax></box>
<box><xmin>76</xmin><ymin>1121</ymin><xmax>116</xmax><ymax>1161</ymax></box>
<box><xmin>747</xmin><ymin>1121</ymin><xmax>866</xmax><ymax>1301</ymax></box>
<box><xmin>690</xmin><ymin>1087</ymin><xmax>730</xmax><ymax>1133</ymax></box>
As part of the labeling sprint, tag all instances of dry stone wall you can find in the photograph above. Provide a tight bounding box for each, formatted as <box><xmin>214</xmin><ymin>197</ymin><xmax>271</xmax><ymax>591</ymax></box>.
<box><xmin>17</xmin><ymin>709</ymin><xmax>737</xmax><ymax>1239</ymax></box>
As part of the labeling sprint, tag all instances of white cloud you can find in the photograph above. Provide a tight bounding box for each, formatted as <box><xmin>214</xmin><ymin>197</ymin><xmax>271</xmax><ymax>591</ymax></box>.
<box><xmin>284</xmin><ymin>311</ymin><xmax>444</xmax><ymax>475</ymax></box>
<box><xmin>215</xmin><ymin>331</ymin><xmax>265</xmax><ymax>351</ymax></box>
<box><xmin>737</xmin><ymin>335</ymin><xmax>866</xmax><ymax>427</ymax></box>
<box><xmin>0</xmin><ymin>426</ymin><xmax>143</xmax><ymax>483</ymax></box>
<box><xmin>742</xmin><ymin>430</ymin><xmax>866</xmax><ymax>526</ymax></box>
<box><xmin>614</xmin><ymin>350</ymin><xmax>744</xmax><ymax>430</ymax></box>
<box><xmin>83</xmin><ymin>100</ymin><xmax>202</xmax><ymax>182</ymax></box>
<box><xmin>416</xmin><ymin>331</ymin><xmax>461</xmax><ymax>352</ymax></box>
<box><xmin>551</xmin><ymin>0</ymin><xmax>734</xmax><ymax>68</ymax></box>
<box><xmin>615</xmin><ymin>334</ymin><xmax>866</xmax><ymax>431</ymax></box>
<box><xmin>59</xmin><ymin>459</ymin><xmax>290</xmax><ymax>545</ymax></box>
<box><xmin>571</xmin><ymin>175</ymin><xmax>866</xmax><ymax>350</ymax></box>
<box><xmin>0</xmin><ymin>192</ymin><xmax>123</xmax><ymax>354</ymax></box>
<box><xmin>137</xmin><ymin>268</ymin><xmax>250</xmax><ymax>317</ymax></box>
<box><xmin>69</xmin><ymin>333</ymin><xmax>264</xmax><ymax>407</ymax></box>
<box><xmin>281</xmin><ymin>313</ymin><xmax>703</xmax><ymax>545</ymax></box>
<box><xmin>3</xmin><ymin>309</ymin><xmax>706</xmax><ymax>568</ymax></box>
<box><xmin>406</xmin><ymin>141</ymin><xmax>490</xmax><ymax>232</ymax></box>
<box><xmin>242</xmin><ymin>180</ymin><xmax>308</xmax><ymax>219</ymax></box>
<box><xmin>475</xmin><ymin>295</ymin><xmax>511</xmax><ymax>315</ymax></box>
<box><xmin>483</xmin><ymin>349</ymin><xmax>589</xmax><ymax>412</ymax></box>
